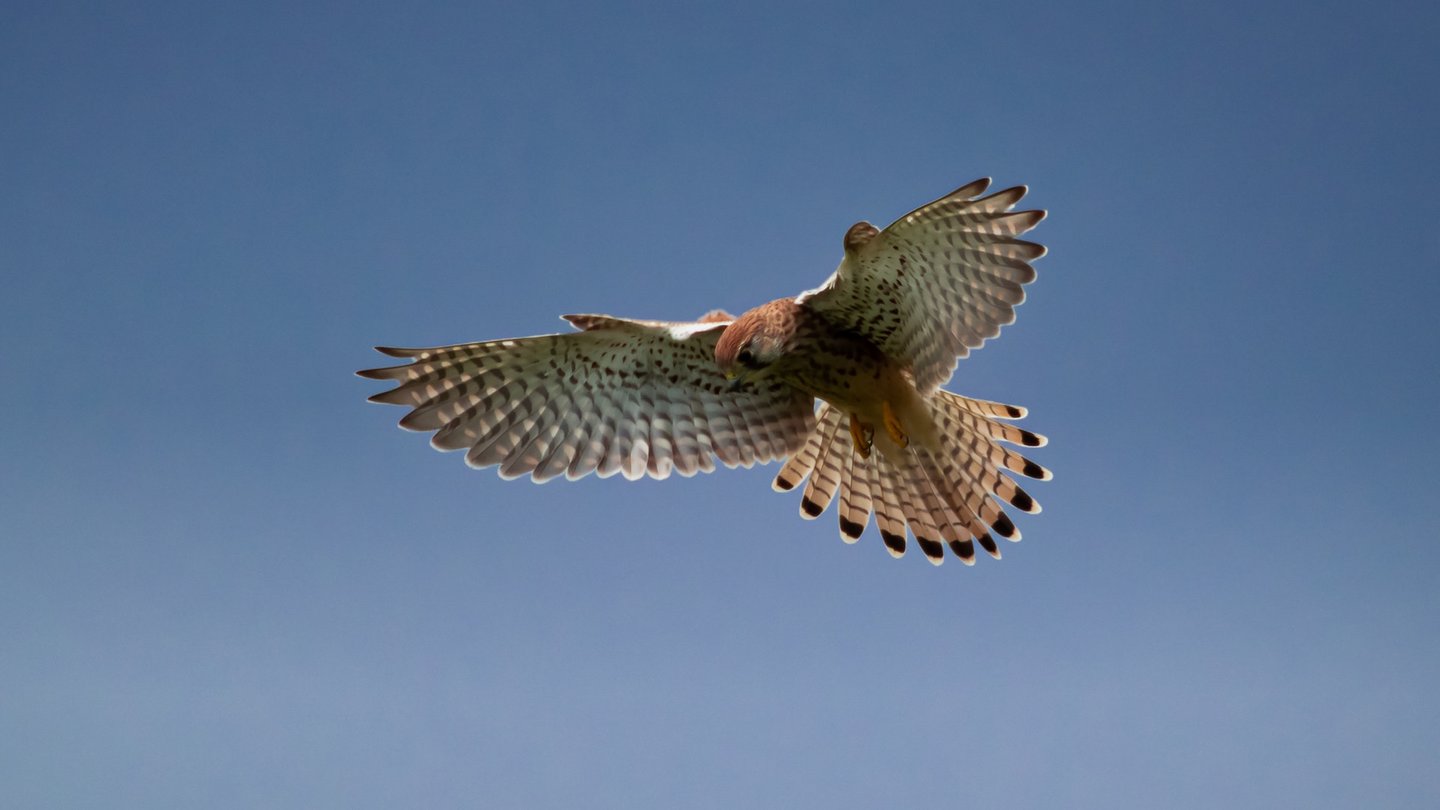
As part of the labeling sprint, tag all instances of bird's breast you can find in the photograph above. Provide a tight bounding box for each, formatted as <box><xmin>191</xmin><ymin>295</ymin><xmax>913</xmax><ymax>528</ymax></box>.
<box><xmin>776</xmin><ymin>328</ymin><xmax>899</xmax><ymax>411</ymax></box>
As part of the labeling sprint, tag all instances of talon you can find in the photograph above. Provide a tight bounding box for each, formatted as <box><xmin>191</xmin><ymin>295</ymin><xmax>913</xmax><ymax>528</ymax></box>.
<box><xmin>882</xmin><ymin>401</ymin><xmax>909</xmax><ymax>448</ymax></box>
<box><xmin>849</xmin><ymin>414</ymin><xmax>874</xmax><ymax>458</ymax></box>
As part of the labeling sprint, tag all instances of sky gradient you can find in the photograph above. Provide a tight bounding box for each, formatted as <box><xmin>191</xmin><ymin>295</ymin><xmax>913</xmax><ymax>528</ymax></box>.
<box><xmin>3</xmin><ymin>1</ymin><xmax>1438</xmax><ymax>807</ymax></box>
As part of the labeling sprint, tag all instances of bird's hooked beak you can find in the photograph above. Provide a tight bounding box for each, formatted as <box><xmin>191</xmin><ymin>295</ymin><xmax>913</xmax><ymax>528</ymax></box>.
<box><xmin>724</xmin><ymin>368</ymin><xmax>749</xmax><ymax>392</ymax></box>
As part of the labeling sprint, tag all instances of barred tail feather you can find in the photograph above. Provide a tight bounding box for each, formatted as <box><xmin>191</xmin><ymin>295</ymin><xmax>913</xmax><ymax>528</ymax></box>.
<box><xmin>771</xmin><ymin>391</ymin><xmax>1049</xmax><ymax>565</ymax></box>
<box><xmin>773</xmin><ymin>405</ymin><xmax>842</xmax><ymax>493</ymax></box>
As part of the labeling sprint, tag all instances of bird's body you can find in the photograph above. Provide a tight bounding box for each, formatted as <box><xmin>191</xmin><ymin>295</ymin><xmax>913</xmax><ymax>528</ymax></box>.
<box><xmin>360</xmin><ymin>178</ymin><xmax>1050</xmax><ymax>566</ymax></box>
<box><xmin>719</xmin><ymin>298</ymin><xmax>936</xmax><ymax>463</ymax></box>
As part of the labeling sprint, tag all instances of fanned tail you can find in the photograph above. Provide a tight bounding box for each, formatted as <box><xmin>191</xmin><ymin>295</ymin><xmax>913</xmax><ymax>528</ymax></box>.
<box><xmin>772</xmin><ymin>392</ymin><xmax>1050</xmax><ymax>566</ymax></box>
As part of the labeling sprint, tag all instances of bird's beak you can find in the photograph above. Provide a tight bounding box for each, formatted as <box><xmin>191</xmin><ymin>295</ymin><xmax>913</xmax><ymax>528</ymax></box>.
<box><xmin>725</xmin><ymin>368</ymin><xmax>748</xmax><ymax>392</ymax></box>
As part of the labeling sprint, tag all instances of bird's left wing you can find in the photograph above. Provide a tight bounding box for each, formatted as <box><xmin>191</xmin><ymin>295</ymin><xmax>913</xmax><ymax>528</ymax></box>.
<box><xmin>359</xmin><ymin>314</ymin><xmax>816</xmax><ymax>482</ymax></box>
<box><xmin>796</xmin><ymin>178</ymin><xmax>1046</xmax><ymax>392</ymax></box>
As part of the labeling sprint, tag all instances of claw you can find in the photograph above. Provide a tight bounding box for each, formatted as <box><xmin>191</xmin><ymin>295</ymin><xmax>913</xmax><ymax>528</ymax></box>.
<box><xmin>882</xmin><ymin>401</ymin><xmax>908</xmax><ymax>448</ymax></box>
<box><xmin>849</xmin><ymin>414</ymin><xmax>874</xmax><ymax>458</ymax></box>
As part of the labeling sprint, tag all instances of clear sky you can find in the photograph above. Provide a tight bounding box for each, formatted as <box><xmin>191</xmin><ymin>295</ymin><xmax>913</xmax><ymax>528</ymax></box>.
<box><xmin>3</xmin><ymin>1</ymin><xmax>1438</xmax><ymax>807</ymax></box>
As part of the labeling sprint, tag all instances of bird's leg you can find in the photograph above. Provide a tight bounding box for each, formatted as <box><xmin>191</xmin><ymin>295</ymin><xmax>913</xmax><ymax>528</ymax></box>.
<box><xmin>848</xmin><ymin>413</ymin><xmax>874</xmax><ymax>458</ymax></box>
<box><xmin>882</xmin><ymin>400</ymin><xmax>909</xmax><ymax>449</ymax></box>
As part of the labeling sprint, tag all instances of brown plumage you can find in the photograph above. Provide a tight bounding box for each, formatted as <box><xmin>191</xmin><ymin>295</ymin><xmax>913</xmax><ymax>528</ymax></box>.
<box><xmin>360</xmin><ymin>178</ymin><xmax>1049</xmax><ymax>566</ymax></box>
<box><xmin>715</xmin><ymin>300</ymin><xmax>937</xmax><ymax>463</ymax></box>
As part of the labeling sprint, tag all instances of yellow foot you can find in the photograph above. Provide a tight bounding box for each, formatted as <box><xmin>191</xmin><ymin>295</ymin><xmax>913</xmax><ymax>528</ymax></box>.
<box><xmin>849</xmin><ymin>414</ymin><xmax>874</xmax><ymax>458</ymax></box>
<box><xmin>882</xmin><ymin>401</ymin><xmax>909</xmax><ymax>448</ymax></box>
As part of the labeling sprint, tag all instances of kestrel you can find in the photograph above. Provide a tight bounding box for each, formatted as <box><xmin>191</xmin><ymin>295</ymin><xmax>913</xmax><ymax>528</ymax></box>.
<box><xmin>360</xmin><ymin>178</ymin><xmax>1049</xmax><ymax>565</ymax></box>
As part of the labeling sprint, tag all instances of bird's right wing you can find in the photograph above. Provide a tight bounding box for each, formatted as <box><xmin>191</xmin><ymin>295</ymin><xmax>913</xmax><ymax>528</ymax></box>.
<box><xmin>358</xmin><ymin>314</ymin><xmax>816</xmax><ymax>482</ymax></box>
<box><xmin>796</xmin><ymin>179</ymin><xmax>1046</xmax><ymax>392</ymax></box>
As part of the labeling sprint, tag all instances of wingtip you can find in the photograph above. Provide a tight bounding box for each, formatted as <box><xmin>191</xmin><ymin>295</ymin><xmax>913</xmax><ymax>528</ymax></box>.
<box><xmin>1009</xmin><ymin>238</ymin><xmax>1047</xmax><ymax>260</ymax></box>
<box><xmin>1012</xmin><ymin>209</ymin><xmax>1047</xmax><ymax>232</ymax></box>
<box><xmin>957</xmin><ymin>177</ymin><xmax>992</xmax><ymax>199</ymax></box>
<box><xmin>397</xmin><ymin>412</ymin><xmax>433</xmax><ymax>433</ymax></box>
<box><xmin>373</xmin><ymin>346</ymin><xmax>416</xmax><ymax>358</ymax></box>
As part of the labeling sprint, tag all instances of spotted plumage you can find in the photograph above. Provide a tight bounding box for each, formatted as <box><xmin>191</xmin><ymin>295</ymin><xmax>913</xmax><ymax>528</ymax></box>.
<box><xmin>361</xmin><ymin>178</ymin><xmax>1049</xmax><ymax>566</ymax></box>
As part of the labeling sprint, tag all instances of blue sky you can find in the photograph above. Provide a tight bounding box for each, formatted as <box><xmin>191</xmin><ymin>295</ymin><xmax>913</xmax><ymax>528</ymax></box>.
<box><xmin>3</xmin><ymin>1</ymin><xmax>1438</xmax><ymax>807</ymax></box>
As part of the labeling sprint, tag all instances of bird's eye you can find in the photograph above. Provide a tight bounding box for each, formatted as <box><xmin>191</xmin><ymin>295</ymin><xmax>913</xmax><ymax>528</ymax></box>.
<box><xmin>736</xmin><ymin>349</ymin><xmax>755</xmax><ymax>366</ymax></box>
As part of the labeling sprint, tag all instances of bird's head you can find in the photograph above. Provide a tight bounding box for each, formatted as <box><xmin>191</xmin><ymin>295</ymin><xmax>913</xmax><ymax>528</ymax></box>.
<box><xmin>714</xmin><ymin>301</ymin><xmax>796</xmax><ymax>390</ymax></box>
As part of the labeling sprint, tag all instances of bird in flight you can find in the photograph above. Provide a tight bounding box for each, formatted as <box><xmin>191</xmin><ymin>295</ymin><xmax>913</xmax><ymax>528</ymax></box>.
<box><xmin>359</xmin><ymin>178</ymin><xmax>1050</xmax><ymax>565</ymax></box>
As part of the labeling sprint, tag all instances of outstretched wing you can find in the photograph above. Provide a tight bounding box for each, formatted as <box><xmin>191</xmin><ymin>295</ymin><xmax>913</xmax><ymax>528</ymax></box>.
<box><xmin>796</xmin><ymin>178</ymin><xmax>1046</xmax><ymax>392</ymax></box>
<box><xmin>358</xmin><ymin>314</ymin><xmax>816</xmax><ymax>482</ymax></box>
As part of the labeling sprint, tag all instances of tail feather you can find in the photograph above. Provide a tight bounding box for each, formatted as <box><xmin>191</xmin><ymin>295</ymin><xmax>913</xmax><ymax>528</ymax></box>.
<box><xmin>771</xmin><ymin>391</ymin><xmax>1048</xmax><ymax>565</ymax></box>
<box><xmin>916</xmin><ymin>451</ymin><xmax>993</xmax><ymax>563</ymax></box>
<box><xmin>836</xmin><ymin>445</ymin><xmax>872</xmax><ymax>543</ymax></box>
<box><xmin>800</xmin><ymin>413</ymin><xmax>848</xmax><ymax>518</ymax></box>
<box><xmin>868</xmin><ymin>456</ymin><xmax>910</xmax><ymax>557</ymax></box>
<box><xmin>885</xmin><ymin>453</ymin><xmax>942</xmax><ymax>563</ymax></box>
<box><xmin>772</xmin><ymin>406</ymin><xmax>838</xmax><ymax>492</ymax></box>
<box><xmin>905</xmin><ymin>459</ymin><xmax>953</xmax><ymax>565</ymax></box>
<box><xmin>947</xmin><ymin>394</ymin><xmax>1028</xmax><ymax>421</ymax></box>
